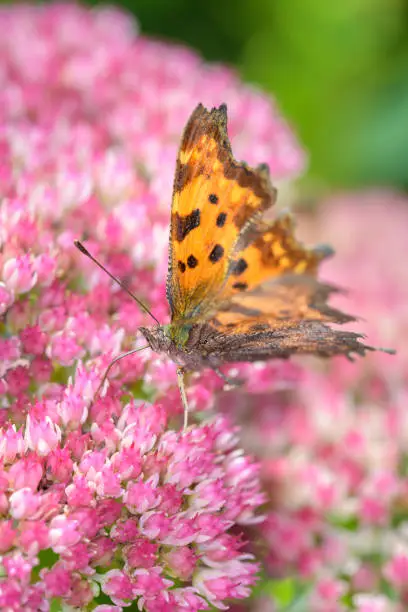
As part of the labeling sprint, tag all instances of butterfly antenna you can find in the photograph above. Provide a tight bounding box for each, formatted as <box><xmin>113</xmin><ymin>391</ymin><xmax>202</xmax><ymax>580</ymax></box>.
<box><xmin>74</xmin><ymin>240</ymin><xmax>160</xmax><ymax>325</ymax></box>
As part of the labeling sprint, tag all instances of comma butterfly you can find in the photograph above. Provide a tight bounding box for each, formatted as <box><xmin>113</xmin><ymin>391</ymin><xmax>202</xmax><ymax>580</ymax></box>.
<box><xmin>75</xmin><ymin>103</ymin><xmax>391</xmax><ymax>427</ymax></box>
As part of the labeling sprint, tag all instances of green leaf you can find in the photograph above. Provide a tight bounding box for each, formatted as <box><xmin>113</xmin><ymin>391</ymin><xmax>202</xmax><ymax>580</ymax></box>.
<box><xmin>50</xmin><ymin>599</ymin><xmax>62</xmax><ymax>612</ymax></box>
<box><xmin>253</xmin><ymin>577</ymin><xmax>311</xmax><ymax>611</ymax></box>
<box><xmin>31</xmin><ymin>548</ymin><xmax>59</xmax><ymax>583</ymax></box>
<box><xmin>267</xmin><ymin>577</ymin><xmax>296</xmax><ymax>606</ymax></box>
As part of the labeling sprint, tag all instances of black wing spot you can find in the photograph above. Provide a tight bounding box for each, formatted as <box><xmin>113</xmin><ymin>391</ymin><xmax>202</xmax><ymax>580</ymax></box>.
<box><xmin>231</xmin><ymin>258</ymin><xmax>248</xmax><ymax>276</ymax></box>
<box><xmin>232</xmin><ymin>282</ymin><xmax>248</xmax><ymax>291</ymax></box>
<box><xmin>209</xmin><ymin>244</ymin><xmax>224</xmax><ymax>263</ymax></box>
<box><xmin>178</xmin><ymin>260</ymin><xmax>186</xmax><ymax>273</ymax></box>
<box><xmin>216</xmin><ymin>212</ymin><xmax>227</xmax><ymax>228</ymax></box>
<box><xmin>208</xmin><ymin>193</ymin><xmax>219</xmax><ymax>204</ymax></box>
<box><xmin>187</xmin><ymin>254</ymin><xmax>198</xmax><ymax>269</ymax></box>
<box><xmin>175</xmin><ymin>209</ymin><xmax>201</xmax><ymax>242</ymax></box>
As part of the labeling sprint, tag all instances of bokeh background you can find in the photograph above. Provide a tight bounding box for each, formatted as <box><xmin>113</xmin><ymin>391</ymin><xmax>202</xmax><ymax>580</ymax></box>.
<box><xmin>86</xmin><ymin>0</ymin><xmax>408</xmax><ymax>190</ymax></box>
<box><xmin>0</xmin><ymin>4</ymin><xmax>407</xmax><ymax>610</ymax></box>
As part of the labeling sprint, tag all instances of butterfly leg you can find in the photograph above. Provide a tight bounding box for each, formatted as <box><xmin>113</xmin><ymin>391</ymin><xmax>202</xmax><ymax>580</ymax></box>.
<box><xmin>214</xmin><ymin>368</ymin><xmax>244</xmax><ymax>388</ymax></box>
<box><xmin>94</xmin><ymin>345</ymin><xmax>149</xmax><ymax>403</ymax></box>
<box><xmin>177</xmin><ymin>367</ymin><xmax>190</xmax><ymax>430</ymax></box>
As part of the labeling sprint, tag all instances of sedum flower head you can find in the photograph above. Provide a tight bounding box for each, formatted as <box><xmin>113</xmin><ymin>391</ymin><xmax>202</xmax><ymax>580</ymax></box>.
<box><xmin>0</xmin><ymin>400</ymin><xmax>264</xmax><ymax>610</ymax></box>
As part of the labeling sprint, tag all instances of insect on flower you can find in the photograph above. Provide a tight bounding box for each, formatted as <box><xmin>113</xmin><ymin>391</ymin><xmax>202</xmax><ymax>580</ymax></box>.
<box><xmin>75</xmin><ymin>103</ymin><xmax>392</xmax><ymax>428</ymax></box>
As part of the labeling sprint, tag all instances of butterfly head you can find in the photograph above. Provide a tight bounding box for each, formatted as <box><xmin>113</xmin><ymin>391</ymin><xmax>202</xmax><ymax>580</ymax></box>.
<box><xmin>139</xmin><ymin>325</ymin><xmax>173</xmax><ymax>354</ymax></box>
<box><xmin>139</xmin><ymin>323</ymin><xmax>199</xmax><ymax>369</ymax></box>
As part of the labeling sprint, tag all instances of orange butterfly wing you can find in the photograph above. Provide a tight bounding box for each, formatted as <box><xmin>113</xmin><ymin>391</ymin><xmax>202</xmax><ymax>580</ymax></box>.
<box><xmin>221</xmin><ymin>213</ymin><xmax>332</xmax><ymax>298</ymax></box>
<box><xmin>166</xmin><ymin>103</ymin><xmax>276</xmax><ymax>324</ymax></box>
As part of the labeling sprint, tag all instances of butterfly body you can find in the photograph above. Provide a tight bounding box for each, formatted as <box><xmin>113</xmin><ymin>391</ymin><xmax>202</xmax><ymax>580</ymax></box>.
<box><xmin>139</xmin><ymin>323</ymin><xmax>227</xmax><ymax>371</ymax></box>
<box><xmin>139</xmin><ymin>325</ymin><xmax>206</xmax><ymax>370</ymax></box>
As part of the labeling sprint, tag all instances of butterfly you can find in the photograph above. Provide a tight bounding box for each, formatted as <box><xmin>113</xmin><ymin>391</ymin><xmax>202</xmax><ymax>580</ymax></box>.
<box><xmin>75</xmin><ymin>103</ymin><xmax>388</xmax><ymax>428</ymax></box>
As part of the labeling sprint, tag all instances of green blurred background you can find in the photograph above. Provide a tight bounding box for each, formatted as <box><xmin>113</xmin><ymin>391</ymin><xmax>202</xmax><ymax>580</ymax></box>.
<box><xmin>88</xmin><ymin>0</ymin><xmax>408</xmax><ymax>190</ymax></box>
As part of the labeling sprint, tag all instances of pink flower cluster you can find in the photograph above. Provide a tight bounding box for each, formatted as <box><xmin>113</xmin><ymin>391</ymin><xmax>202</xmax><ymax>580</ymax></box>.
<box><xmin>0</xmin><ymin>3</ymin><xmax>304</xmax><ymax>610</ymax></box>
<box><xmin>1</xmin><ymin>398</ymin><xmax>264</xmax><ymax>611</ymax></box>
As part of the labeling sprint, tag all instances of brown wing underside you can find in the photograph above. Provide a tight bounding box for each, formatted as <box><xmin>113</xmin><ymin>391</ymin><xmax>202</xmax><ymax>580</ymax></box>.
<box><xmin>200</xmin><ymin>321</ymin><xmax>372</xmax><ymax>363</ymax></box>
<box><xmin>186</xmin><ymin>275</ymin><xmax>374</xmax><ymax>364</ymax></box>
